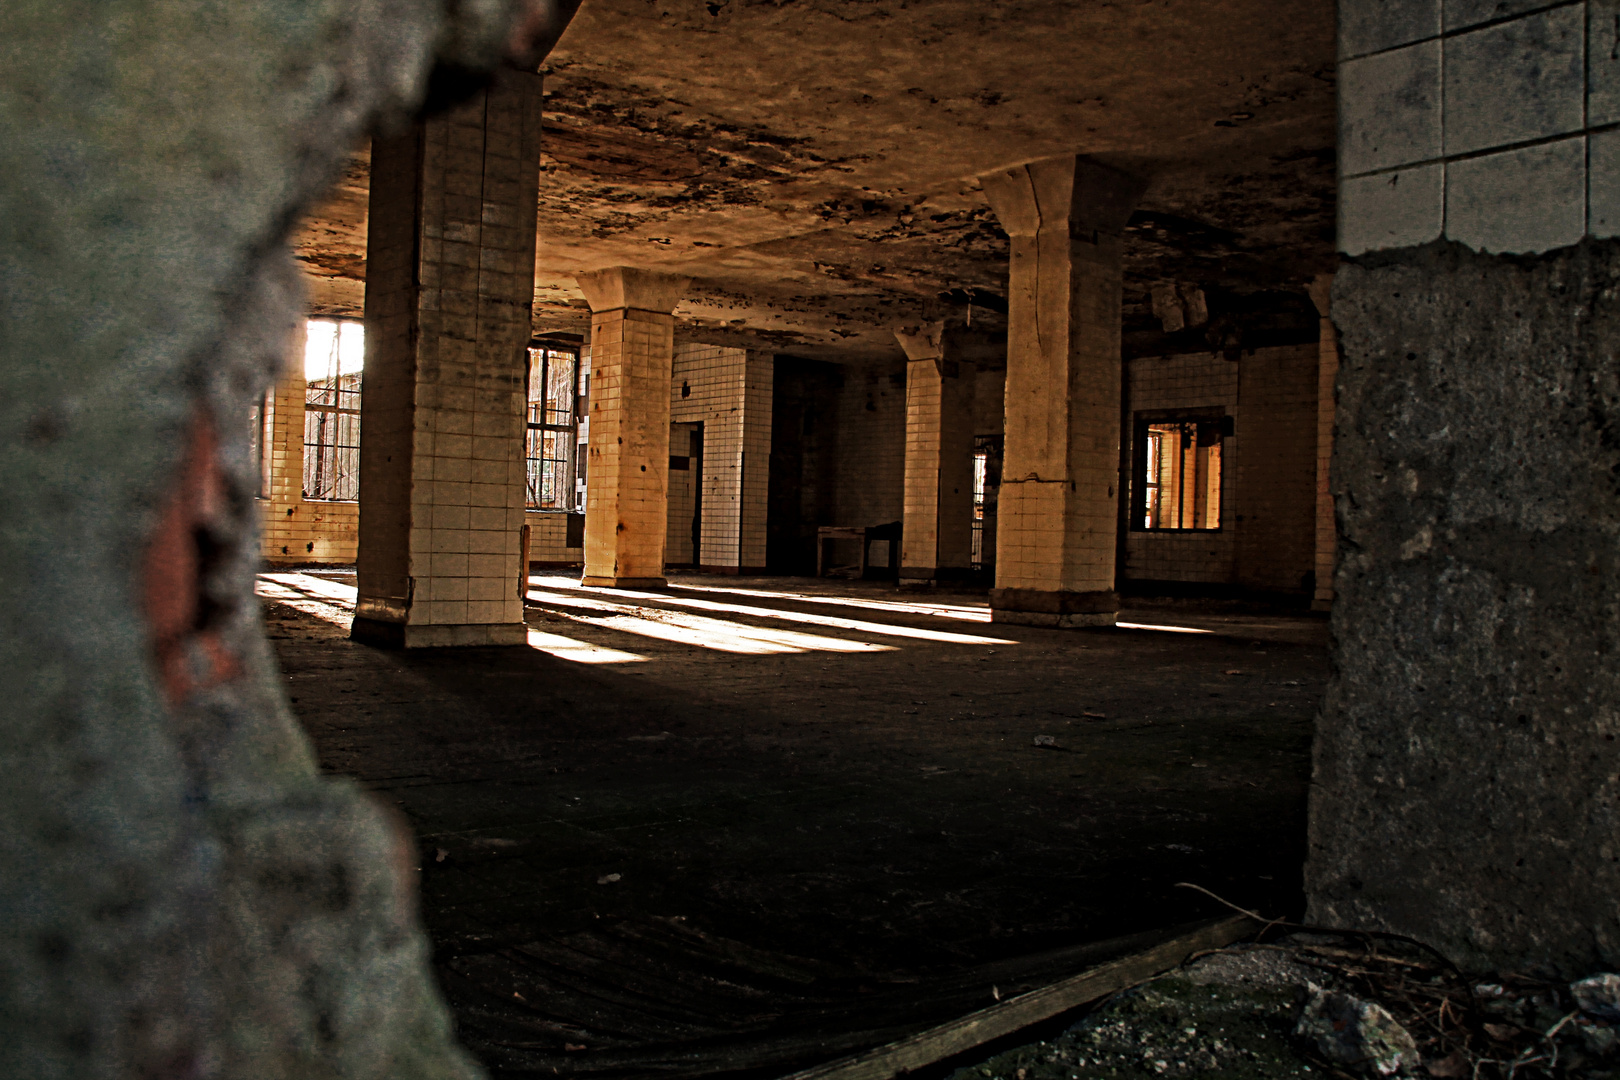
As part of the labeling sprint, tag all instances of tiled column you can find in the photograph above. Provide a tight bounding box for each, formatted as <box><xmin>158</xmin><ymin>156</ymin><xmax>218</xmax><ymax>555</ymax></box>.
<box><xmin>978</xmin><ymin>154</ymin><xmax>1144</xmax><ymax>627</ymax></box>
<box><xmin>351</xmin><ymin>67</ymin><xmax>542</xmax><ymax>648</ymax></box>
<box><xmin>896</xmin><ymin>321</ymin><xmax>973</xmax><ymax>586</ymax></box>
<box><xmin>1310</xmin><ymin>0</ymin><xmax>1620</xmax><ymax>973</ymax></box>
<box><xmin>1308</xmin><ymin>273</ymin><xmax>1337</xmax><ymax>612</ymax></box>
<box><xmin>576</xmin><ymin>267</ymin><xmax>690</xmax><ymax>588</ymax></box>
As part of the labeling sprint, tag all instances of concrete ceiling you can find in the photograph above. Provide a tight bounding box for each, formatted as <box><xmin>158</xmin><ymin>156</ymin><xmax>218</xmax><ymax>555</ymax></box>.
<box><xmin>295</xmin><ymin>0</ymin><xmax>1337</xmax><ymax>363</ymax></box>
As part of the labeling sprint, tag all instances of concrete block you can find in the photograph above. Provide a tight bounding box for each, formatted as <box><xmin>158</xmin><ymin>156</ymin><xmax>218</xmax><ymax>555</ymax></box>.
<box><xmin>1591</xmin><ymin>0</ymin><xmax>1620</xmax><ymax>126</ymax></box>
<box><xmin>1590</xmin><ymin>128</ymin><xmax>1620</xmax><ymax>237</ymax></box>
<box><xmin>1338</xmin><ymin>163</ymin><xmax>1444</xmax><ymax>254</ymax></box>
<box><xmin>1445</xmin><ymin>136</ymin><xmax>1585</xmax><ymax>253</ymax></box>
<box><xmin>1443</xmin><ymin>0</ymin><xmax>1561</xmax><ymax>31</ymax></box>
<box><xmin>1444</xmin><ymin>5</ymin><xmax>1584</xmax><ymax>155</ymax></box>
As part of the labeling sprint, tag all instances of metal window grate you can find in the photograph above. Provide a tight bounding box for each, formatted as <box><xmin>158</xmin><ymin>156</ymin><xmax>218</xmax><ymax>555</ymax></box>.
<box><xmin>526</xmin><ymin>345</ymin><xmax>580</xmax><ymax>511</ymax></box>
<box><xmin>302</xmin><ymin>319</ymin><xmax>362</xmax><ymax>502</ymax></box>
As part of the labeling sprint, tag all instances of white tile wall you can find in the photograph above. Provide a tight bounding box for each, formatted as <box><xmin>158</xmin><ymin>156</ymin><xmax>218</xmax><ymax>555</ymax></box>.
<box><xmin>1338</xmin><ymin>0</ymin><xmax>1611</xmax><ymax>255</ymax></box>
<box><xmin>669</xmin><ymin>343</ymin><xmax>772</xmax><ymax>569</ymax></box>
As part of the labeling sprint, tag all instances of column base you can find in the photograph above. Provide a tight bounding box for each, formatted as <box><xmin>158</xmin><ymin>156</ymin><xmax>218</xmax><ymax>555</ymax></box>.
<box><xmin>989</xmin><ymin>588</ymin><xmax>1118</xmax><ymax>628</ymax></box>
<box><xmin>350</xmin><ymin>618</ymin><xmax>528</xmax><ymax>648</ymax></box>
<box><xmin>580</xmin><ymin>576</ymin><xmax>667</xmax><ymax>589</ymax></box>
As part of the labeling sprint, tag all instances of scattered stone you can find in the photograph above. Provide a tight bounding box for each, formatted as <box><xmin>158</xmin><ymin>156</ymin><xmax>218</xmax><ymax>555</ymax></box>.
<box><xmin>1033</xmin><ymin>735</ymin><xmax>1058</xmax><ymax>747</ymax></box>
<box><xmin>1292</xmin><ymin>982</ymin><xmax>1420</xmax><ymax>1076</ymax></box>
<box><xmin>597</xmin><ymin>872</ymin><xmax>622</xmax><ymax>884</ymax></box>
<box><xmin>1572</xmin><ymin>974</ymin><xmax>1620</xmax><ymax>1022</ymax></box>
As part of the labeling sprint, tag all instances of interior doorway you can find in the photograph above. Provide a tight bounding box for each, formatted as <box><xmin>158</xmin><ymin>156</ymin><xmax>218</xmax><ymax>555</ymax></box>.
<box><xmin>667</xmin><ymin>421</ymin><xmax>704</xmax><ymax>569</ymax></box>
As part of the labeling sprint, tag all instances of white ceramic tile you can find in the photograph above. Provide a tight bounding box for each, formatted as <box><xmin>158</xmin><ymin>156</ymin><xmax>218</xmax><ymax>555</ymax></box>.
<box><xmin>1446</xmin><ymin>136</ymin><xmax>1586</xmax><ymax>251</ymax></box>
<box><xmin>1340</xmin><ymin>0</ymin><xmax>1443</xmax><ymax>58</ymax></box>
<box><xmin>1339</xmin><ymin>163</ymin><xmax>1446</xmax><ymax>253</ymax></box>
<box><xmin>1588</xmin><ymin>128</ymin><xmax>1620</xmax><ymax>236</ymax></box>
<box><xmin>1444</xmin><ymin>5</ymin><xmax>1585</xmax><ymax>154</ymax></box>
<box><xmin>1341</xmin><ymin>40</ymin><xmax>1444</xmax><ymax>175</ymax></box>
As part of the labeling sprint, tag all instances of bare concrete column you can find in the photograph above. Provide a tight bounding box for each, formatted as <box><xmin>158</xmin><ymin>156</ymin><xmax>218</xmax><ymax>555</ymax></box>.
<box><xmin>1308</xmin><ymin>273</ymin><xmax>1338</xmax><ymax>612</ymax></box>
<box><xmin>576</xmin><ymin>267</ymin><xmax>690</xmax><ymax>588</ymax></box>
<box><xmin>978</xmin><ymin>155</ymin><xmax>1145</xmax><ymax>627</ymax></box>
<box><xmin>353</xmin><ymin>67</ymin><xmax>543</xmax><ymax>648</ymax></box>
<box><xmin>896</xmin><ymin>321</ymin><xmax>974</xmax><ymax>586</ymax></box>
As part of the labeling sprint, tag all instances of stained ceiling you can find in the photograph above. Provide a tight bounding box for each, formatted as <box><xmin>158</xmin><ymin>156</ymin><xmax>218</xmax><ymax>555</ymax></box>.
<box><xmin>294</xmin><ymin>0</ymin><xmax>1337</xmax><ymax>363</ymax></box>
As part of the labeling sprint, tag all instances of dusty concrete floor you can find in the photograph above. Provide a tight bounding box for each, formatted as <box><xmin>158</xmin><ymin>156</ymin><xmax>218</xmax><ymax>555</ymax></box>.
<box><xmin>258</xmin><ymin>570</ymin><xmax>1328</xmax><ymax>1078</ymax></box>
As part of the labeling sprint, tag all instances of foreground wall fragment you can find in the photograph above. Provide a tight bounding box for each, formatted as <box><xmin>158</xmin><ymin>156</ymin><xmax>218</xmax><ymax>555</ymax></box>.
<box><xmin>0</xmin><ymin>0</ymin><xmax>567</xmax><ymax>1075</ymax></box>
<box><xmin>1311</xmin><ymin>0</ymin><xmax>1620</xmax><ymax>973</ymax></box>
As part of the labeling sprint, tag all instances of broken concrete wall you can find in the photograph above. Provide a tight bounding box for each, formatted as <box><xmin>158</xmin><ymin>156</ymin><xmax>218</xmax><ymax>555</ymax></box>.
<box><xmin>0</xmin><ymin>0</ymin><xmax>564</xmax><ymax>1075</ymax></box>
<box><xmin>1308</xmin><ymin>239</ymin><xmax>1620</xmax><ymax>974</ymax></box>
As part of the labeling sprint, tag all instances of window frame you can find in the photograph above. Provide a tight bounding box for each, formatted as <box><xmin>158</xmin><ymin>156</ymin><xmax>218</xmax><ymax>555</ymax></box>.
<box><xmin>525</xmin><ymin>341</ymin><xmax>582</xmax><ymax>512</ymax></box>
<box><xmin>302</xmin><ymin>318</ymin><xmax>363</xmax><ymax>503</ymax></box>
<box><xmin>1129</xmin><ymin>407</ymin><xmax>1230</xmax><ymax>533</ymax></box>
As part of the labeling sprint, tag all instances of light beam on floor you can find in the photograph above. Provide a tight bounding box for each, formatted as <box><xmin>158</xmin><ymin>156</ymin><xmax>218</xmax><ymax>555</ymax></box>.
<box><xmin>662</xmin><ymin>582</ymin><xmax>995</xmax><ymax>622</ymax></box>
<box><xmin>257</xmin><ymin>574</ymin><xmax>356</xmax><ymax>628</ymax></box>
<box><xmin>525</xmin><ymin>587</ymin><xmax>894</xmax><ymax>655</ymax></box>
<box><xmin>576</xmin><ymin>585</ymin><xmax>1012</xmax><ymax>646</ymax></box>
<box><xmin>526</xmin><ymin>629</ymin><xmax>648</xmax><ymax>663</ymax></box>
<box><xmin>1115</xmin><ymin>621</ymin><xmax>1215</xmax><ymax>635</ymax></box>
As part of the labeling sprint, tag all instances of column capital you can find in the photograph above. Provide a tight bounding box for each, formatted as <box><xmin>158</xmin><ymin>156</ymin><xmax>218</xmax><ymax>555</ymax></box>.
<box><xmin>978</xmin><ymin>154</ymin><xmax>1146</xmax><ymax>239</ymax></box>
<box><xmin>575</xmin><ymin>266</ymin><xmax>691</xmax><ymax>314</ymax></box>
<box><xmin>893</xmin><ymin>320</ymin><xmax>946</xmax><ymax>362</ymax></box>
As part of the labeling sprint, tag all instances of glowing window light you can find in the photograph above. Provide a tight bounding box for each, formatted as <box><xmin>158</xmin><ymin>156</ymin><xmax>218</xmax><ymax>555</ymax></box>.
<box><xmin>304</xmin><ymin>319</ymin><xmax>365</xmax><ymax>380</ymax></box>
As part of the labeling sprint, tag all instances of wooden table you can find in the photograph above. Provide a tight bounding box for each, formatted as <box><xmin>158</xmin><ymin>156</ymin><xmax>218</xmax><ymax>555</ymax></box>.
<box><xmin>816</xmin><ymin>522</ymin><xmax>901</xmax><ymax>580</ymax></box>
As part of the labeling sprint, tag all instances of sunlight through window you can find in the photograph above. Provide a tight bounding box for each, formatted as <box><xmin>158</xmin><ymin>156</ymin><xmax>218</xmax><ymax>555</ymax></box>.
<box><xmin>524</xmin><ymin>588</ymin><xmax>894</xmax><ymax>655</ymax></box>
<box><xmin>526</xmin><ymin>629</ymin><xmax>647</xmax><ymax>664</ymax></box>
<box><xmin>570</xmin><ymin>584</ymin><xmax>1011</xmax><ymax>646</ymax></box>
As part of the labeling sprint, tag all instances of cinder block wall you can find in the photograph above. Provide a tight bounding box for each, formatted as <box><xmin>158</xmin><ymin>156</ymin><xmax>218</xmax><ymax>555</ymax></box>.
<box><xmin>259</xmin><ymin>363</ymin><xmax>359</xmax><ymax>565</ymax></box>
<box><xmin>669</xmin><ymin>343</ymin><xmax>772</xmax><ymax>572</ymax></box>
<box><xmin>1121</xmin><ymin>343</ymin><xmax>1318</xmax><ymax>596</ymax></box>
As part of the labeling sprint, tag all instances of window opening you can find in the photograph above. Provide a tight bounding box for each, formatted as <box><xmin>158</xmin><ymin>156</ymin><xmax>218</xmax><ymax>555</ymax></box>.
<box><xmin>250</xmin><ymin>388</ymin><xmax>273</xmax><ymax>499</ymax></box>
<box><xmin>302</xmin><ymin>319</ymin><xmax>363</xmax><ymax>502</ymax></box>
<box><xmin>527</xmin><ymin>344</ymin><xmax>580</xmax><ymax>511</ymax></box>
<box><xmin>971</xmin><ymin>434</ymin><xmax>1003</xmax><ymax>568</ymax></box>
<box><xmin>1133</xmin><ymin>416</ymin><xmax>1225</xmax><ymax>531</ymax></box>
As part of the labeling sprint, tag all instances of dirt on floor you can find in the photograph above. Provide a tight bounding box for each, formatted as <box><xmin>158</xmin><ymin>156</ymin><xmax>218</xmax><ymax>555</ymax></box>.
<box><xmin>259</xmin><ymin>569</ymin><xmax>1329</xmax><ymax>1079</ymax></box>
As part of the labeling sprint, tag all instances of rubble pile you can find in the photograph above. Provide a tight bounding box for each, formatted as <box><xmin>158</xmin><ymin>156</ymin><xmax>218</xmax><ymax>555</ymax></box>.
<box><xmin>952</xmin><ymin>935</ymin><xmax>1620</xmax><ymax>1080</ymax></box>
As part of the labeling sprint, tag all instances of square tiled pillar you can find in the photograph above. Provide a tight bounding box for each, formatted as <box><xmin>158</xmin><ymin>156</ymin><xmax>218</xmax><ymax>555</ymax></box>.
<box><xmin>351</xmin><ymin>67</ymin><xmax>543</xmax><ymax>648</ymax></box>
<box><xmin>978</xmin><ymin>155</ymin><xmax>1144</xmax><ymax>627</ymax></box>
<box><xmin>575</xmin><ymin>267</ymin><xmax>690</xmax><ymax>588</ymax></box>
<box><xmin>896</xmin><ymin>321</ymin><xmax>974</xmax><ymax>586</ymax></box>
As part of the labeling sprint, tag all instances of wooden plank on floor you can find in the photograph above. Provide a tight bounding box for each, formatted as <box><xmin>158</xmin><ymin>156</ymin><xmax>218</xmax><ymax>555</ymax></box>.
<box><xmin>775</xmin><ymin>914</ymin><xmax>1258</xmax><ymax>1080</ymax></box>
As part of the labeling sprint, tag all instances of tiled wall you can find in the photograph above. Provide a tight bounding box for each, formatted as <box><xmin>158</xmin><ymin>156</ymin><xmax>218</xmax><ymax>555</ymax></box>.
<box><xmin>1123</xmin><ymin>352</ymin><xmax>1241</xmax><ymax>584</ymax></box>
<box><xmin>1122</xmin><ymin>343</ymin><xmax>1322</xmax><ymax>593</ymax></box>
<box><xmin>1339</xmin><ymin>0</ymin><xmax>1620</xmax><ymax>254</ymax></box>
<box><xmin>824</xmin><ymin>357</ymin><xmax>908</xmax><ymax>568</ymax></box>
<box><xmin>526</xmin><ymin>510</ymin><xmax>581</xmax><ymax>565</ymax></box>
<box><xmin>260</xmin><ymin>348</ymin><xmax>360</xmax><ymax>565</ymax></box>
<box><xmin>832</xmin><ymin>358</ymin><xmax>908</xmax><ymax>526</ymax></box>
<box><xmin>669</xmin><ymin>343</ymin><xmax>773</xmax><ymax>571</ymax></box>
